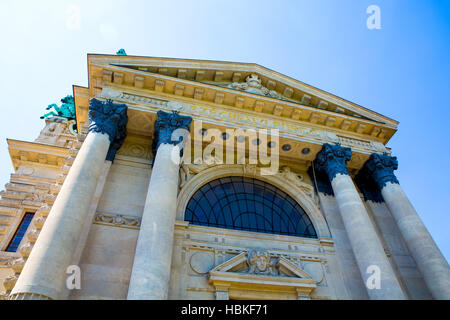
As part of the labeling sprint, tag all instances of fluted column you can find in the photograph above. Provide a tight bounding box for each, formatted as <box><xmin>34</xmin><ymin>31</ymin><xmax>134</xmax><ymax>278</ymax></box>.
<box><xmin>10</xmin><ymin>99</ymin><xmax>127</xmax><ymax>300</ymax></box>
<box><xmin>127</xmin><ymin>110</ymin><xmax>192</xmax><ymax>300</ymax></box>
<box><xmin>362</xmin><ymin>153</ymin><xmax>450</xmax><ymax>299</ymax></box>
<box><xmin>315</xmin><ymin>143</ymin><xmax>405</xmax><ymax>299</ymax></box>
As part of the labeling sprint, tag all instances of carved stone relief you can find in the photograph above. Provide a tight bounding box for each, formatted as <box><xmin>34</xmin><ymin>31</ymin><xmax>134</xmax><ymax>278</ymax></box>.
<box><xmin>227</xmin><ymin>74</ymin><xmax>284</xmax><ymax>100</ymax></box>
<box><xmin>93</xmin><ymin>212</ymin><xmax>141</xmax><ymax>229</ymax></box>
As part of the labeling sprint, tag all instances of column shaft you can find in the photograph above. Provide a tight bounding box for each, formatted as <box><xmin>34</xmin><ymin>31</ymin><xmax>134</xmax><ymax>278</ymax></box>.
<box><xmin>127</xmin><ymin>110</ymin><xmax>192</xmax><ymax>300</ymax></box>
<box><xmin>10</xmin><ymin>98</ymin><xmax>127</xmax><ymax>300</ymax></box>
<box><xmin>11</xmin><ymin>132</ymin><xmax>111</xmax><ymax>299</ymax></box>
<box><xmin>331</xmin><ymin>174</ymin><xmax>405</xmax><ymax>299</ymax></box>
<box><xmin>382</xmin><ymin>182</ymin><xmax>450</xmax><ymax>299</ymax></box>
<box><xmin>315</xmin><ymin>143</ymin><xmax>405</xmax><ymax>299</ymax></box>
<box><xmin>127</xmin><ymin>143</ymin><xmax>181</xmax><ymax>299</ymax></box>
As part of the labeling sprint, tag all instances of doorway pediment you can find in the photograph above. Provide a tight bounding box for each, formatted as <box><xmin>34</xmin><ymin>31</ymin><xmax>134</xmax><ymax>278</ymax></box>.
<box><xmin>208</xmin><ymin>249</ymin><xmax>317</xmax><ymax>300</ymax></box>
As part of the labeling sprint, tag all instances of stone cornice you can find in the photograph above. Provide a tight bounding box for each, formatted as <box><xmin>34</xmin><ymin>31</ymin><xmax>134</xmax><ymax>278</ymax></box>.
<box><xmin>85</xmin><ymin>60</ymin><xmax>397</xmax><ymax>144</ymax></box>
<box><xmin>87</xmin><ymin>54</ymin><xmax>398</xmax><ymax>127</ymax></box>
<box><xmin>7</xmin><ymin>139</ymin><xmax>69</xmax><ymax>170</ymax></box>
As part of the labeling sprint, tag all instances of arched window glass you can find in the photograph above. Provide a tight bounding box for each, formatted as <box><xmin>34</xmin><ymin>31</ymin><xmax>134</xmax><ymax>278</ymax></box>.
<box><xmin>185</xmin><ymin>176</ymin><xmax>317</xmax><ymax>238</ymax></box>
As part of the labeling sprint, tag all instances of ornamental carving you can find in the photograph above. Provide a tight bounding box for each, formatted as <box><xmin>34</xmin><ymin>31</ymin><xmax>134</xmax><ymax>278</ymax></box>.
<box><xmin>94</xmin><ymin>212</ymin><xmax>141</xmax><ymax>229</ymax></box>
<box><xmin>278</xmin><ymin>166</ymin><xmax>317</xmax><ymax>204</ymax></box>
<box><xmin>247</xmin><ymin>249</ymin><xmax>277</xmax><ymax>276</ymax></box>
<box><xmin>227</xmin><ymin>74</ymin><xmax>283</xmax><ymax>100</ymax></box>
<box><xmin>100</xmin><ymin>89</ymin><xmax>386</xmax><ymax>154</ymax></box>
<box><xmin>87</xmin><ymin>98</ymin><xmax>128</xmax><ymax>161</ymax></box>
<box><xmin>314</xmin><ymin>143</ymin><xmax>352</xmax><ymax>181</ymax></box>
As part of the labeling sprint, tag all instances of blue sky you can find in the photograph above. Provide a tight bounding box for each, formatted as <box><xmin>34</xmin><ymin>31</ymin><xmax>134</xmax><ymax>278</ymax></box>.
<box><xmin>0</xmin><ymin>1</ymin><xmax>449</xmax><ymax>261</ymax></box>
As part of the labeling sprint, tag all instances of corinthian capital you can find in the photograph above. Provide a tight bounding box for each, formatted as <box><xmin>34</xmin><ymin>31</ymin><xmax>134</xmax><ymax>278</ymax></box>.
<box><xmin>153</xmin><ymin>110</ymin><xmax>192</xmax><ymax>154</ymax></box>
<box><xmin>314</xmin><ymin>143</ymin><xmax>352</xmax><ymax>181</ymax></box>
<box><xmin>87</xmin><ymin>98</ymin><xmax>128</xmax><ymax>161</ymax></box>
<box><xmin>363</xmin><ymin>153</ymin><xmax>399</xmax><ymax>188</ymax></box>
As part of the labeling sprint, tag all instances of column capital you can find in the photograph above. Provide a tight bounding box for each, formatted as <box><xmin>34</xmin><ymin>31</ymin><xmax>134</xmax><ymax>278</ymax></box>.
<box><xmin>363</xmin><ymin>153</ymin><xmax>399</xmax><ymax>189</ymax></box>
<box><xmin>87</xmin><ymin>98</ymin><xmax>128</xmax><ymax>161</ymax></box>
<box><xmin>314</xmin><ymin>143</ymin><xmax>352</xmax><ymax>181</ymax></box>
<box><xmin>153</xmin><ymin>110</ymin><xmax>192</xmax><ymax>155</ymax></box>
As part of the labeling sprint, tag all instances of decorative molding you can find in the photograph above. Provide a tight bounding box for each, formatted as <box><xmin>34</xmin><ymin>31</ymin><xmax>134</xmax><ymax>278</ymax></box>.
<box><xmin>99</xmin><ymin>89</ymin><xmax>388</xmax><ymax>155</ymax></box>
<box><xmin>93</xmin><ymin>212</ymin><xmax>141</xmax><ymax>229</ymax></box>
<box><xmin>87</xmin><ymin>98</ymin><xmax>128</xmax><ymax>161</ymax></box>
<box><xmin>314</xmin><ymin>143</ymin><xmax>352</xmax><ymax>181</ymax></box>
<box><xmin>278</xmin><ymin>166</ymin><xmax>317</xmax><ymax>205</ymax></box>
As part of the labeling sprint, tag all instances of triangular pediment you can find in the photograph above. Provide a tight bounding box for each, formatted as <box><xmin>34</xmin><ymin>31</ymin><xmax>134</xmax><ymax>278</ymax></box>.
<box><xmin>210</xmin><ymin>250</ymin><xmax>314</xmax><ymax>280</ymax></box>
<box><xmin>208</xmin><ymin>249</ymin><xmax>317</xmax><ymax>299</ymax></box>
<box><xmin>89</xmin><ymin>54</ymin><xmax>396</xmax><ymax>124</ymax></box>
<box><xmin>118</xmin><ymin>64</ymin><xmax>374</xmax><ymax>119</ymax></box>
<box><xmin>85</xmin><ymin>54</ymin><xmax>398</xmax><ymax>144</ymax></box>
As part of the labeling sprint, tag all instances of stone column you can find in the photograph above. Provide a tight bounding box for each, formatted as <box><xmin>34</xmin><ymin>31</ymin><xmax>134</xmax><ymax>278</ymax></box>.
<box><xmin>127</xmin><ymin>110</ymin><xmax>192</xmax><ymax>300</ymax></box>
<box><xmin>362</xmin><ymin>153</ymin><xmax>450</xmax><ymax>299</ymax></box>
<box><xmin>315</xmin><ymin>143</ymin><xmax>405</xmax><ymax>299</ymax></box>
<box><xmin>10</xmin><ymin>99</ymin><xmax>127</xmax><ymax>300</ymax></box>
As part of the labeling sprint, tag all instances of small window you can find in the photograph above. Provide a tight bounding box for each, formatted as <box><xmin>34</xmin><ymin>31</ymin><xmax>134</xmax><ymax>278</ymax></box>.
<box><xmin>6</xmin><ymin>212</ymin><xmax>34</xmax><ymax>252</ymax></box>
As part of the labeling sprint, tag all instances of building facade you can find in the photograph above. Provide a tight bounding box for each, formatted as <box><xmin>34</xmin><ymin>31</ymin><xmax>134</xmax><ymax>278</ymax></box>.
<box><xmin>0</xmin><ymin>53</ymin><xmax>449</xmax><ymax>300</ymax></box>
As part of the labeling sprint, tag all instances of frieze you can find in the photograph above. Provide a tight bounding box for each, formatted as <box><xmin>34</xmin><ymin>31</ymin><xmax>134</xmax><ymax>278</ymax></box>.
<box><xmin>99</xmin><ymin>89</ymin><xmax>387</xmax><ymax>154</ymax></box>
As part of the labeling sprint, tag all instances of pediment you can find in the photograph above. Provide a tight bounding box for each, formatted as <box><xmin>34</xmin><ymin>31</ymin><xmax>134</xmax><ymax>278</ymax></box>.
<box><xmin>88</xmin><ymin>54</ymin><xmax>397</xmax><ymax>126</ymax></box>
<box><xmin>207</xmin><ymin>249</ymin><xmax>317</xmax><ymax>299</ymax></box>
<box><xmin>84</xmin><ymin>54</ymin><xmax>398</xmax><ymax>144</ymax></box>
<box><xmin>210</xmin><ymin>250</ymin><xmax>314</xmax><ymax>279</ymax></box>
<box><xmin>114</xmin><ymin>64</ymin><xmax>381</xmax><ymax>121</ymax></box>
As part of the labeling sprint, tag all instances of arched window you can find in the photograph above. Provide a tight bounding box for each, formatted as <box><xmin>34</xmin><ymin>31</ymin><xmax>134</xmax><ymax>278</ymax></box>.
<box><xmin>185</xmin><ymin>176</ymin><xmax>317</xmax><ymax>238</ymax></box>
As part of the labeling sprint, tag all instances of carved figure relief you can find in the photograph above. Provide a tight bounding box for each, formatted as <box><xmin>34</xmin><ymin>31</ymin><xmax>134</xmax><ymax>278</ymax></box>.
<box><xmin>278</xmin><ymin>166</ymin><xmax>317</xmax><ymax>204</ymax></box>
<box><xmin>227</xmin><ymin>74</ymin><xmax>283</xmax><ymax>100</ymax></box>
<box><xmin>247</xmin><ymin>249</ymin><xmax>277</xmax><ymax>275</ymax></box>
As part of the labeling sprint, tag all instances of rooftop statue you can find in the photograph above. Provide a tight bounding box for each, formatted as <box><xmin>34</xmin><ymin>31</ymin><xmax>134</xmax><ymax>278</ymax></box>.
<box><xmin>116</xmin><ymin>48</ymin><xmax>127</xmax><ymax>55</ymax></box>
<box><xmin>40</xmin><ymin>95</ymin><xmax>76</xmax><ymax>120</ymax></box>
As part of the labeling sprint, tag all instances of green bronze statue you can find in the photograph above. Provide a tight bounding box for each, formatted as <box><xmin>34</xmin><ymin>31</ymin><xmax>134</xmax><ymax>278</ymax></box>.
<box><xmin>40</xmin><ymin>95</ymin><xmax>76</xmax><ymax>120</ymax></box>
